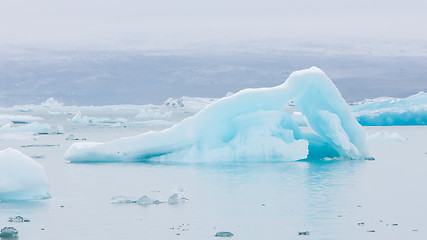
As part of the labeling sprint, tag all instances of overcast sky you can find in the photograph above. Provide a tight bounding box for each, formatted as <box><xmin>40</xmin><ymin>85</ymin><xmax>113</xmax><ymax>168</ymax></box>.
<box><xmin>0</xmin><ymin>0</ymin><xmax>426</xmax><ymax>49</ymax></box>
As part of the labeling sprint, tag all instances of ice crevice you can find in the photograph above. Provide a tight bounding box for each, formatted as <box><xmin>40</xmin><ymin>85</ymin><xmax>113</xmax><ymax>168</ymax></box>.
<box><xmin>64</xmin><ymin>67</ymin><xmax>369</xmax><ymax>162</ymax></box>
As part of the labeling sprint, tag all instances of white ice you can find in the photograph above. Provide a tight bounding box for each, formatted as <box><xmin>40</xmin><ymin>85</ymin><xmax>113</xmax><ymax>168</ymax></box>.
<box><xmin>65</xmin><ymin>67</ymin><xmax>369</xmax><ymax>162</ymax></box>
<box><xmin>0</xmin><ymin>148</ymin><xmax>51</xmax><ymax>201</ymax></box>
<box><xmin>0</xmin><ymin>122</ymin><xmax>51</xmax><ymax>133</ymax></box>
<box><xmin>71</xmin><ymin>110</ymin><xmax>127</xmax><ymax>125</ymax></box>
<box><xmin>136</xmin><ymin>107</ymin><xmax>172</xmax><ymax>119</ymax></box>
<box><xmin>367</xmin><ymin>132</ymin><xmax>407</xmax><ymax>142</ymax></box>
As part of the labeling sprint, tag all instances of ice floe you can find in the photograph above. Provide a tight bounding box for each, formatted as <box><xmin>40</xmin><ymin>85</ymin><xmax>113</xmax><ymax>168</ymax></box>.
<box><xmin>367</xmin><ymin>132</ymin><xmax>407</xmax><ymax>142</ymax></box>
<box><xmin>0</xmin><ymin>122</ymin><xmax>51</xmax><ymax>133</ymax></box>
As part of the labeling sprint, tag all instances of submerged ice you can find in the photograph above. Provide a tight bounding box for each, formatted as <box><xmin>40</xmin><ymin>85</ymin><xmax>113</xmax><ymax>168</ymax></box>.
<box><xmin>0</xmin><ymin>148</ymin><xmax>50</xmax><ymax>201</ymax></box>
<box><xmin>64</xmin><ymin>67</ymin><xmax>369</xmax><ymax>162</ymax></box>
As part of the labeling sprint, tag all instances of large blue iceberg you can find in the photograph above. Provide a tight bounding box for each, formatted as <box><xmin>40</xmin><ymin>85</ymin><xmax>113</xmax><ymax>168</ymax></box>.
<box><xmin>65</xmin><ymin>67</ymin><xmax>369</xmax><ymax>162</ymax></box>
<box><xmin>351</xmin><ymin>92</ymin><xmax>427</xmax><ymax>126</ymax></box>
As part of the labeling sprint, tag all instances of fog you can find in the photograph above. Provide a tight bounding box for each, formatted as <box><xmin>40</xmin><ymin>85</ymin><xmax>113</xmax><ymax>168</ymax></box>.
<box><xmin>1</xmin><ymin>0</ymin><xmax>426</xmax><ymax>48</ymax></box>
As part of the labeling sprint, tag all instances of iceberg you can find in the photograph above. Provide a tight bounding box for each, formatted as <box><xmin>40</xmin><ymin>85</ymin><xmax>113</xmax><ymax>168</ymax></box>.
<box><xmin>0</xmin><ymin>148</ymin><xmax>51</xmax><ymax>201</ymax></box>
<box><xmin>351</xmin><ymin>92</ymin><xmax>427</xmax><ymax>126</ymax></box>
<box><xmin>64</xmin><ymin>67</ymin><xmax>369</xmax><ymax>163</ymax></box>
<box><xmin>41</xmin><ymin>97</ymin><xmax>64</xmax><ymax>108</ymax></box>
<box><xmin>71</xmin><ymin>111</ymin><xmax>127</xmax><ymax>125</ymax></box>
<box><xmin>136</xmin><ymin>107</ymin><xmax>172</xmax><ymax>119</ymax></box>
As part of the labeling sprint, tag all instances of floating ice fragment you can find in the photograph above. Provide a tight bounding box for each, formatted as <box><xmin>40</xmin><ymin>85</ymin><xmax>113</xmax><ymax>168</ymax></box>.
<box><xmin>215</xmin><ymin>231</ymin><xmax>234</xmax><ymax>237</ymax></box>
<box><xmin>136</xmin><ymin>195</ymin><xmax>153</xmax><ymax>205</ymax></box>
<box><xmin>65</xmin><ymin>67</ymin><xmax>369</xmax><ymax>163</ymax></box>
<box><xmin>41</xmin><ymin>98</ymin><xmax>63</xmax><ymax>108</ymax></box>
<box><xmin>164</xmin><ymin>98</ymin><xmax>184</xmax><ymax>108</ymax></box>
<box><xmin>0</xmin><ymin>148</ymin><xmax>51</xmax><ymax>201</ymax></box>
<box><xmin>65</xmin><ymin>134</ymin><xmax>86</xmax><ymax>141</ymax></box>
<box><xmin>0</xmin><ymin>122</ymin><xmax>51</xmax><ymax>133</ymax></box>
<box><xmin>0</xmin><ymin>114</ymin><xmax>43</xmax><ymax>122</ymax></box>
<box><xmin>168</xmin><ymin>193</ymin><xmax>179</xmax><ymax>205</ymax></box>
<box><xmin>56</xmin><ymin>125</ymin><xmax>65</xmax><ymax>134</ymax></box>
<box><xmin>136</xmin><ymin>108</ymin><xmax>172</xmax><ymax>119</ymax></box>
<box><xmin>109</xmin><ymin>196</ymin><xmax>137</xmax><ymax>204</ymax></box>
<box><xmin>0</xmin><ymin>227</ymin><xmax>18</xmax><ymax>238</ymax></box>
<box><xmin>8</xmin><ymin>216</ymin><xmax>29</xmax><ymax>223</ymax></box>
<box><xmin>21</xmin><ymin>144</ymin><xmax>60</xmax><ymax>148</ymax></box>
<box><xmin>367</xmin><ymin>132</ymin><xmax>407</xmax><ymax>142</ymax></box>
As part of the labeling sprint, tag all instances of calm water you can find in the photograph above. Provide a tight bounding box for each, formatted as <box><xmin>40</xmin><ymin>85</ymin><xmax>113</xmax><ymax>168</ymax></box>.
<box><xmin>1</xmin><ymin>109</ymin><xmax>426</xmax><ymax>239</ymax></box>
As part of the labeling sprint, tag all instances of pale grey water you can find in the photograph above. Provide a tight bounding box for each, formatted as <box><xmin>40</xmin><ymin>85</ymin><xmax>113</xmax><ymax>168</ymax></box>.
<box><xmin>1</xmin><ymin>107</ymin><xmax>426</xmax><ymax>239</ymax></box>
<box><xmin>1</xmin><ymin>49</ymin><xmax>426</xmax><ymax>106</ymax></box>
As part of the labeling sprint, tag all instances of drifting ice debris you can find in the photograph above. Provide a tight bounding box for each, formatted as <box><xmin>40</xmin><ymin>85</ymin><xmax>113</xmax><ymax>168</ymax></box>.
<box><xmin>0</xmin><ymin>227</ymin><xmax>18</xmax><ymax>238</ymax></box>
<box><xmin>0</xmin><ymin>122</ymin><xmax>51</xmax><ymax>133</ymax></box>
<box><xmin>167</xmin><ymin>193</ymin><xmax>188</xmax><ymax>204</ymax></box>
<box><xmin>215</xmin><ymin>231</ymin><xmax>234</xmax><ymax>237</ymax></box>
<box><xmin>137</xmin><ymin>195</ymin><xmax>153</xmax><ymax>205</ymax></box>
<box><xmin>41</xmin><ymin>97</ymin><xmax>63</xmax><ymax>108</ymax></box>
<box><xmin>56</xmin><ymin>125</ymin><xmax>65</xmax><ymax>134</ymax></box>
<box><xmin>65</xmin><ymin>134</ymin><xmax>86</xmax><ymax>141</ymax></box>
<box><xmin>298</xmin><ymin>231</ymin><xmax>310</xmax><ymax>235</ymax></box>
<box><xmin>65</xmin><ymin>67</ymin><xmax>369</xmax><ymax>163</ymax></box>
<box><xmin>367</xmin><ymin>132</ymin><xmax>407</xmax><ymax>142</ymax></box>
<box><xmin>136</xmin><ymin>108</ymin><xmax>172</xmax><ymax>119</ymax></box>
<box><xmin>21</xmin><ymin>144</ymin><xmax>60</xmax><ymax>148</ymax></box>
<box><xmin>8</xmin><ymin>216</ymin><xmax>30</xmax><ymax>222</ymax></box>
<box><xmin>65</xmin><ymin>134</ymin><xmax>76</xmax><ymax>140</ymax></box>
<box><xmin>164</xmin><ymin>98</ymin><xmax>184</xmax><ymax>108</ymax></box>
<box><xmin>168</xmin><ymin>193</ymin><xmax>179</xmax><ymax>204</ymax></box>
<box><xmin>109</xmin><ymin>196</ymin><xmax>136</xmax><ymax>204</ymax></box>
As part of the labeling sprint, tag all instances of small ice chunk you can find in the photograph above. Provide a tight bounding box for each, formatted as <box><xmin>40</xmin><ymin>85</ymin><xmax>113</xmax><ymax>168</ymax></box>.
<box><xmin>367</xmin><ymin>132</ymin><xmax>407</xmax><ymax>142</ymax></box>
<box><xmin>137</xmin><ymin>195</ymin><xmax>153</xmax><ymax>205</ymax></box>
<box><xmin>41</xmin><ymin>98</ymin><xmax>63</xmax><ymax>108</ymax></box>
<box><xmin>136</xmin><ymin>108</ymin><xmax>172</xmax><ymax>119</ymax></box>
<box><xmin>56</xmin><ymin>125</ymin><xmax>65</xmax><ymax>134</ymax></box>
<box><xmin>109</xmin><ymin>196</ymin><xmax>136</xmax><ymax>204</ymax></box>
<box><xmin>8</xmin><ymin>216</ymin><xmax>29</xmax><ymax>222</ymax></box>
<box><xmin>215</xmin><ymin>232</ymin><xmax>234</xmax><ymax>237</ymax></box>
<box><xmin>0</xmin><ymin>227</ymin><xmax>18</xmax><ymax>238</ymax></box>
<box><xmin>0</xmin><ymin>122</ymin><xmax>51</xmax><ymax>133</ymax></box>
<box><xmin>164</xmin><ymin>98</ymin><xmax>184</xmax><ymax>108</ymax></box>
<box><xmin>168</xmin><ymin>193</ymin><xmax>179</xmax><ymax>205</ymax></box>
<box><xmin>65</xmin><ymin>134</ymin><xmax>76</xmax><ymax>141</ymax></box>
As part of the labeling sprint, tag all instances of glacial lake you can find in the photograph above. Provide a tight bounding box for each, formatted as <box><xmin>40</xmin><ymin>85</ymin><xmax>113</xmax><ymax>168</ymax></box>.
<box><xmin>0</xmin><ymin>107</ymin><xmax>426</xmax><ymax>240</ymax></box>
